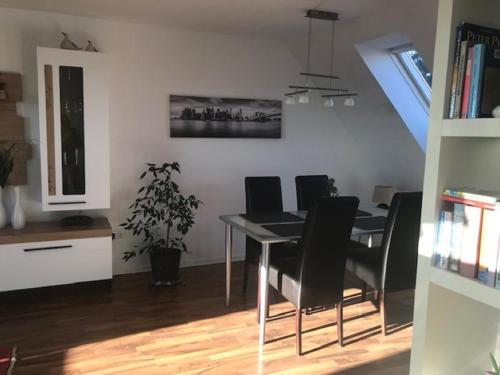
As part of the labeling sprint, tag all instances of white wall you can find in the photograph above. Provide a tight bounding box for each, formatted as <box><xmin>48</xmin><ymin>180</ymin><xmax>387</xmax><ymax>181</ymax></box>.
<box><xmin>0</xmin><ymin>7</ymin><xmax>387</xmax><ymax>275</ymax></box>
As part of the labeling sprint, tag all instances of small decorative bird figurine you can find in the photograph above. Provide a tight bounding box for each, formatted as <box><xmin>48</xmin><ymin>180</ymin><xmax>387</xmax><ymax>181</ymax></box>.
<box><xmin>85</xmin><ymin>40</ymin><xmax>99</xmax><ymax>52</ymax></box>
<box><xmin>60</xmin><ymin>32</ymin><xmax>81</xmax><ymax>50</ymax></box>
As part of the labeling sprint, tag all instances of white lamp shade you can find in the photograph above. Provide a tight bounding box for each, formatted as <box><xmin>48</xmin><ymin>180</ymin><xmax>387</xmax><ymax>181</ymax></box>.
<box><xmin>372</xmin><ymin>185</ymin><xmax>395</xmax><ymax>206</ymax></box>
<box><xmin>298</xmin><ymin>92</ymin><xmax>309</xmax><ymax>104</ymax></box>
<box><xmin>344</xmin><ymin>96</ymin><xmax>355</xmax><ymax>107</ymax></box>
<box><xmin>285</xmin><ymin>96</ymin><xmax>296</xmax><ymax>105</ymax></box>
<box><xmin>324</xmin><ymin>97</ymin><xmax>334</xmax><ymax>107</ymax></box>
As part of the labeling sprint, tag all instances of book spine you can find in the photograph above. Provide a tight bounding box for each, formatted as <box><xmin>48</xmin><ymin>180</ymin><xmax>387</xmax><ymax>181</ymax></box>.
<box><xmin>442</xmin><ymin>194</ymin><xmax>496</xmax><ymax>209</ymax></box>
<box><xmin>459</xmin><ymin>204</ymin><xmax>483</xmax><ymax>278</ymax></box>
<box><xmin>449</xmin><ymin>24</ymin><xmax>464</xmax><ymax>118</ymax></box>
<box><xmin>477</xmin><ymin>208</ymin><xmax>499</xmax><ymax>285</ymax></box>
<box><xmin>454</xmin><ymin>41</ymin><xmax>469</xmax><ymax>118</ymax></box>
<box><xmin>435</xmin><ymin>210</ymin><xmax>453</xmax><ymax>269</ymax></box>
<box><xmin>469</xmin><ymin>44</ymin><xmax>486</xmax><ymax>119</ymax></box>
<box><xmin>461</xmin><ymin>47</ymin><xmax>474</xmax><ymax>118</ymax></box>
<box><xmin>450</xmin><ymin>203</ymin><xmax>465</xmax><ymax>272</ymax></box>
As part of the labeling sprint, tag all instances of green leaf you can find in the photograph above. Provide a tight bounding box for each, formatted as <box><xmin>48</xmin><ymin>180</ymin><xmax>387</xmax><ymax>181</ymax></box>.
<box><xmin>490</xmin><ymin>353</ymin><xmax>499</xmax><ymax>375</ymax></box>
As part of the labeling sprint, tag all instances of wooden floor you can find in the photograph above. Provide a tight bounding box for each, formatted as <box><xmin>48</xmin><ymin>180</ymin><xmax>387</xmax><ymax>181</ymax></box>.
<box><xmin>0</xmin><ymin>262</ymin><xmax>413</xmax><ymax>374</ymax></box>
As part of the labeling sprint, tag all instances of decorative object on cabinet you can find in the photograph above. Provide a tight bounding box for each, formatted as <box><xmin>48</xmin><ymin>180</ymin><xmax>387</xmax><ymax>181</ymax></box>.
<box><xmin>37</xmin><ymin>47</ymin><xmax>110</xmax><ymax>211</ymax></box>
<box><xmin>121</xmin><ymin>162</ymin><xmax>202</xmax><ymax>286</ymax></box>
<box><xmin>60</xmin><ymin>32</ymin><xmax>81</xmax><ymax>50</ymax></box>
<box><xmin>493</xmin><ymin>105</ymin><xmax>500</xmax><ymax>118</ymax></box>
<box><xmin>170</xmin><ymin>95</ymin><xmax>282</xmax><ymax>138</ymax></box>
<box><xmin>0</xmin><ymin>73</ymin><xmax>32</xmax><ymax>186</ymax></box>
<box><xmin>327</xmin><ymin>178</ymin><xmax>339</xmax><ymax>197</ymax></box>
<box><xmin>11</xmin><ymin>186</ymin><xmax>25</xmax><ymax>230</ymax></box>
<box><xmin>0</xmin><ymin>217</ymin><xmax>112</xmax><ymax>292</ymax></box>
<box><xmin>85</xmin><ymin>41</ymin><xmax>99</xmax><ymax>52</ymax></box>
<box><xmin>0</xmin><ymin>145</ymin><xmax>14</xmax><ymax>229</ymax></box>
<box><xmin>0</xmin><ymin>83</ymin><xmax>6</xmax><ymax>100</ymax></box>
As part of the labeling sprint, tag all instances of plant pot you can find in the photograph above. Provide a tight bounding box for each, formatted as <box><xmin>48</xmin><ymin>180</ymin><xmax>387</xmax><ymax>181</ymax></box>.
<box><xmin>149</xmin><ymin>246</ymin><xmax>181</xmax><ymax>285</ymax></box>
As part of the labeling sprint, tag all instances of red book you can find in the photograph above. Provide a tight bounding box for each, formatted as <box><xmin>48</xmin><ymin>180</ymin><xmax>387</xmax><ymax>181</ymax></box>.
<box><xmin>461</xmin><ymin>46</ymin><xmax>474</xmax><ymax>118</ymax></box>
<box><xmin>442</xmin><ymin>194</ymin><xmax>496</xmax><ymax>210</ymax></box>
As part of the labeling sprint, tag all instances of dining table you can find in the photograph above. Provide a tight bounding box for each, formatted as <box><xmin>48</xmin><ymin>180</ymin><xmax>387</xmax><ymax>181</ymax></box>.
<box><xmin>219</xmin><ymin>206</ymin><xmax>388</xmax><ymax>345</ymax></box>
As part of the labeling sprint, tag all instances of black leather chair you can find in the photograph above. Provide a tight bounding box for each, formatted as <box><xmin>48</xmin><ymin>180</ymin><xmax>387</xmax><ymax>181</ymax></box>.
<box><xmin>295</xmin><ymin>175</ymin><xmax>329</xmax><ymax>211</ymax></box>
<box><xmin>269</xmin><ymin>196</ymin><xmax>359</xmax><ymax>354</ymax></box>
<box><xmin>296</xmin><ymin>175</ymin><xmax>366</xmax><ymax>252</ymax></box>
<box><xmin>243</xmin><ymin>177</ymin><xmax>297</xmax><ymax>293</ymax></box>
<box><xmin>346</xmin><ymin>192</ymin><xmax>422</xmax><ymax>335</ymax></box>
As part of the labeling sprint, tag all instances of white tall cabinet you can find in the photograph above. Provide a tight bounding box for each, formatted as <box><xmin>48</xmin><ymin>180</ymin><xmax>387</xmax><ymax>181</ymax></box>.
<box><xmin>37</xmin><ymin>47</ymin><xmax>109</xmax><ymax>211</ymax></box>
<box><xmin>410</xmin><ymin>0</ymin><xmax>500</xmax><ymax>374</ymax></box>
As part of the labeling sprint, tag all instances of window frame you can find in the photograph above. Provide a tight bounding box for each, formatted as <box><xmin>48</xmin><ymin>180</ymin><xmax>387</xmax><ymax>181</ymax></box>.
<box><xmin>390</xmin><ymin>45</ymin><xmax>431</xmax><ymax>111</ymax></box>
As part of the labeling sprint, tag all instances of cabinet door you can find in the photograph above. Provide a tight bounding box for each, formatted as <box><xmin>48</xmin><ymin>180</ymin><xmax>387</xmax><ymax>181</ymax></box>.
<box><xmin>37</xmin><ymin>47</ymin><xmax>110</xmax><ymax>211</ymax></box>
<box><xmin>0</xmin><ymin>237</ymin><xmax>112</xmax><ymax>292</ymax></box>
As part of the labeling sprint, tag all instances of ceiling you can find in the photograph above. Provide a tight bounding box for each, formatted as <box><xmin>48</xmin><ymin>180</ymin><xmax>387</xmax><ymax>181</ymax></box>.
<box><xmin>0</xmin><ymin>0</ymin><xmax>393</xmax><ymax>39</ymax></box>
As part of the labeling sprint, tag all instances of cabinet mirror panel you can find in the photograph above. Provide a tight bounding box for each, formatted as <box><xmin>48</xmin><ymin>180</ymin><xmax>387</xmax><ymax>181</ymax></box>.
<box><xmin>59</xmin><ymin>66</ymin><xmax>85</xmax><ymax>195</ymax></box>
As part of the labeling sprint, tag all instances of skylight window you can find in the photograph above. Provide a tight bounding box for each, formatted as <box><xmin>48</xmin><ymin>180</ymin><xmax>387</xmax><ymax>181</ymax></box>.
<box><xmin>392</xmin><ymin>46</ymin><xmax>432</xmax><ymax>104</ymax></box>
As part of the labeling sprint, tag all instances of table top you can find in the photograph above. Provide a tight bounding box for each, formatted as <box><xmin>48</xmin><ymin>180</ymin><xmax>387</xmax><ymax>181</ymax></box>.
<box><xmin>220</xmin><ymin>207</ymin><xmax>387</xmax><ymax>244</ymax></box>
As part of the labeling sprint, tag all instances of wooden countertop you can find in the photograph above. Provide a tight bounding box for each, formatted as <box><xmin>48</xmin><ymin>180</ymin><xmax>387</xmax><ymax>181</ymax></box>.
<box><xmin>0</xmin><ymin>217</ymin><xmax>112</xmax><ymax>245</ymax></box>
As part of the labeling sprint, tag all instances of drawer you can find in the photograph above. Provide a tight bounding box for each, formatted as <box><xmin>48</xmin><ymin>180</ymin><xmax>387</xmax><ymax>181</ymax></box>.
<box><xmin>0</xmin><ymin>237</ymin><xmax>112</xmax><ymax>292</ymax></box>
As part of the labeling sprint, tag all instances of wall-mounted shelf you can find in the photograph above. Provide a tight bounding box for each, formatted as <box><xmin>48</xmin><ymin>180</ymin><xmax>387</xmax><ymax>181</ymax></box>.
<box><xmin>441</xmin><ymin>118</ymin><xmax>500</xmax><ymax>138</ymax></box>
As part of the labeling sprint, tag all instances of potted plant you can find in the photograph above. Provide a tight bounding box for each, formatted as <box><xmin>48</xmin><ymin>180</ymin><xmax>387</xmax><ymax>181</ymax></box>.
<box><xmin>487</xmin><ymin>353</ymin><xmax>500</xmax><ymax>375</ymax></box>
<box><xmin>328</xmin><ymin>178</ymin><xmax>339</xmax><ymax>197</ymax></box>
<box><xmin>121</xmin><ymin>162</ymin><xmax>201</xmax><ymax>286</ymax></box>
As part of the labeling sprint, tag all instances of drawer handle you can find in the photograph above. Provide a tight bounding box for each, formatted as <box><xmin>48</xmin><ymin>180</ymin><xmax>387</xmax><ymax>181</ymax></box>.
<box><xmin>49</xmin><ymin>201</ymin><xmax>86</xmax><ymax>205</ymax></box>
<box><xmin>24</xmin><ymin>245</ymin><xmax>73</xmax><ymax>252</ymax></box>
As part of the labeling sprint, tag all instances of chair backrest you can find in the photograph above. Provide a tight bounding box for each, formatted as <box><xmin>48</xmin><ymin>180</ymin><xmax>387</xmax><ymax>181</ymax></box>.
<box><xmin>379</xmin><ymin>192</ymin><xmax>423</xmax><ymax>292</ymax></box>
<box><xmin>296</xmin><ymin>196</ymin><xmax>359</xmax><ymax>309</ymax></box>
<box><xmin>295</xmin><ymin>175</ymin><xmax>329</xmax><ymax>211</ymax></box>
<box><xmin>245</xmin><ymin>176</ymin><xmax>283</xmax><ymax>214</ymax></box>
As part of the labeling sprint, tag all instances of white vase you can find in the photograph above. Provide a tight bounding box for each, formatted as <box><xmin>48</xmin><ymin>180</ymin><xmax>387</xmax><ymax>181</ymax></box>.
<box><xmin>0</xmin><ymin>186</ymin><xmax>6</xmax><ymax>229</ymax></box>
<box><xmin>493</xmin><ymin>105</ymin><xmax>500</xmax><ymax>118</ymax></box>
<box><xmin>11</xmin><ymin>186</ymin><xmax>26</xmax><ymax>230</ymax></box>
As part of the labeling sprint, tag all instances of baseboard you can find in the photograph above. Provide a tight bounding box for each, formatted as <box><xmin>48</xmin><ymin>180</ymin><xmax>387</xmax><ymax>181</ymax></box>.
<box><xmin>113</xmin><ymin>255</ymin><xmax>245</xmax><ymax>276</ymax></box>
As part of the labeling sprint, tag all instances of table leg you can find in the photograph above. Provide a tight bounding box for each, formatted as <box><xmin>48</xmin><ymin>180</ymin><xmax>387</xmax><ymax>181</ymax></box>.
<box><xmin>258</xmin><ymin>242</ymin><xmax>270</xmax><ymax>345</ymax></box>
<box><xmin>225</xmin><ymin>223</ymin><xmax>233</xmax><ymax>307</ymax></box>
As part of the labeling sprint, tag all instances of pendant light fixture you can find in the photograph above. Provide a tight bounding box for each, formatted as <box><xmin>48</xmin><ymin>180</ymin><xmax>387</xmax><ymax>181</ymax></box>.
<box><xmin>285</xmin><ymin>10</ymin><xmax>357</xmax><ymax>107</ymax></box>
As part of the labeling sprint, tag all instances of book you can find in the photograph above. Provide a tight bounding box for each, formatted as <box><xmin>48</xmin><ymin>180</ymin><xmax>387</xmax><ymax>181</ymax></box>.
<box><xmin>479</xmin><ymin>46</ymin><xmax>500</xmax><ymax>117</ymax></box>
<box><xmin>435</xmin><ymin>210</ymin><xmax>453</xmax><ymax>269</ymax></box>
<box><xmin>443</xmin><ymin>187</ymin><xmax>500</xmax><ymax>206</ymax></box>
<box><xmin>461</xmin><ymin>46</ymin><xmax>474</xmax><ymax>118</ymax></box>
<box><xmin>448</xmin><ymin>22</ymin><xmax>500</xmax><ymax>118</ymax></box>
<box><xmin>442</xmin><ymin>194</ymin><xmax>496</xmax><ymax>210</ymax></box>
<box><xmin>453</xmin><ymin>40</ymin><xmax>469</xmax><ymax>117</ymax></box>
<box><xmin>458</xmin><ymin>204</ymin><xmax>482</xmax><ymax>278</ymax></box>
<box><xmin>449</xmin><ymin>24</ymin><xmax>464</xmax><ymax>118</ymax></box>
<box><xmin>468</xmin><ymin>43</ymin><xmax>486</xmax><ymax>118</ymax></box>
<box><xmin>478</xmin><ymin>207</ymin><xmax>500</xmax><ymax>286</ymax></box>
<box><xmin>449</xmin><ymin>203</ymin><xmax>465</xmax><ymax>272</ymax></box>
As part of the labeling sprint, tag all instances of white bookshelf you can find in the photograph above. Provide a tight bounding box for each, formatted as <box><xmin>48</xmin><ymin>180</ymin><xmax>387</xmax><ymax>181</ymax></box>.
<box><xmin>410</xmin><ymin>0</ymin><xmax>500</xmax><ymax>374</ymax></box>
<box><xmin>442</xmin><ymin>119</ymin><xmax>500</xmax><ymax>137</ymax></box>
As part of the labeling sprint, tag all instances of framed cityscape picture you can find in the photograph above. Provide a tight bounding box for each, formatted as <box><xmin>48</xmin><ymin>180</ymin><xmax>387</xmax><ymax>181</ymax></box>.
<box><xmin>169</xmin><ymin>95</ymin><xmax>282</xmax><ymax>138</ymax></box>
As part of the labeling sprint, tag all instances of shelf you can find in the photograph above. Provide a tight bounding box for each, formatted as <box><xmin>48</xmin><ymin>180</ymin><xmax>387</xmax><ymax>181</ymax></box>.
<box><xmin>441</xmin><ymin>118</ymin><xmax>500</xmax><ymax>138</ymax></box>
<box><xmin>429</xmin><ymin>266</ymin><xmax>500</xmax><ymax>310</ymax></box>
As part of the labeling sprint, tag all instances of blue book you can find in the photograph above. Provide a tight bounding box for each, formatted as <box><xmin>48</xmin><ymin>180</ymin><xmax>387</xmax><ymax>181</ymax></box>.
<box><xmin>468</xmin><ymin>44</ymin><xmax>486</xmax><ymax>118</ymax></box>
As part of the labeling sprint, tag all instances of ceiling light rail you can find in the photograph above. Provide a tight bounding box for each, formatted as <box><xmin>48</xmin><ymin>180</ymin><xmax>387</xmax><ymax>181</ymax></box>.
<box><xmin>285</xmin><ymin>9</ymin><xmax>357</xmax><ymax>108</ymax></box>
